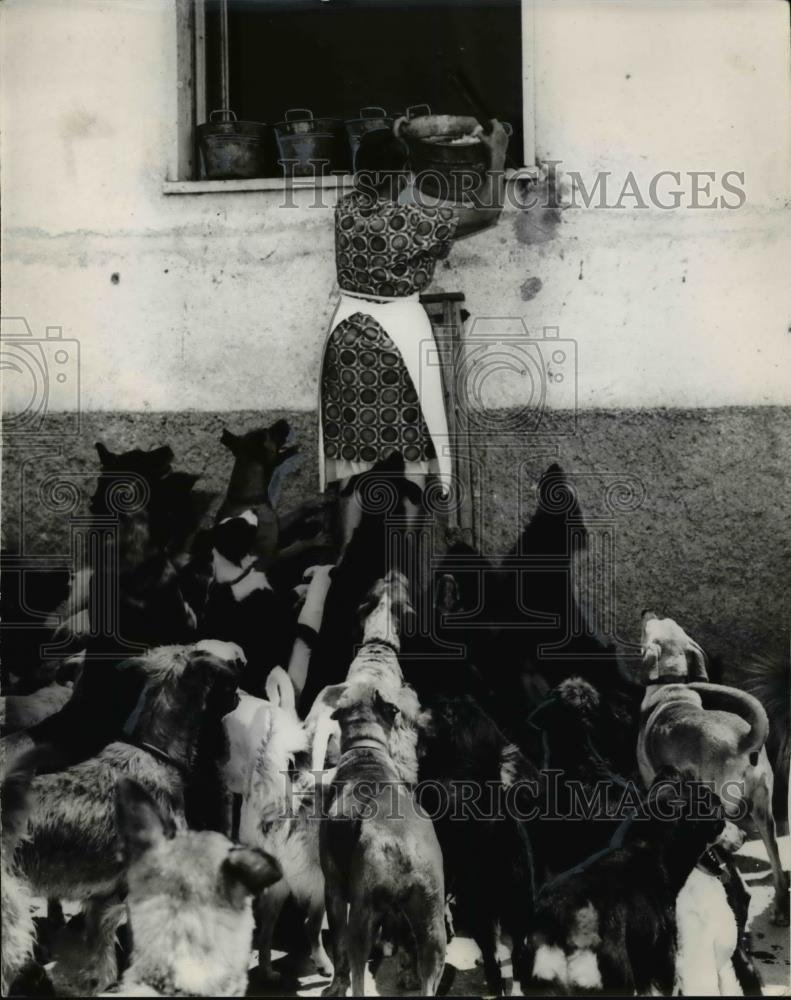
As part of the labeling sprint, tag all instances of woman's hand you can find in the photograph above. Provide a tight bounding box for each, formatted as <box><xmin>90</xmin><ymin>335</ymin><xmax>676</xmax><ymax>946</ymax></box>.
<box><xmin>475</xmin><ymin>119</ymin><xmax>510</xmax><ymax>159</ymax></box>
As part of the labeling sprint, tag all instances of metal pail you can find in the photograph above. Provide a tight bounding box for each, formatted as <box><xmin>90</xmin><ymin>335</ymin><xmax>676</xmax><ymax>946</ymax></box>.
<box><xmin>197</xmin><ymin>110</ymin><xmax>269</xmax><ymax>180</ymax></box>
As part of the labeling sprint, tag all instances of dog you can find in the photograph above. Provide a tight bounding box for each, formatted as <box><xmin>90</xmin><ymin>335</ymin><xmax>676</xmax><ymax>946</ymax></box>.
<box><xmin>1</xmin><ymin>749</ymin><xmax>48</xmax><ymax>995</ymax></box>
<box><xmin>216</xmin><ymin>421</ymin><xmax>304</xmax><ymax>565</ymax></box>
<box><xmin>299</xmin><ymin>453</ymin><xmax>422</xmax><ymax>710</ymax></box>
<box><xmin>17</xmin><ymin>643</ymin><xmax>240</xmax><ymax>994</ymax></box>
<box><xmin>525</xmin><ymin>676</ymin><xmax>639</xmax><ymax>881</ymax></box>
<box><xmin>321</xmin><ymin>684</ymin><xmax>446</xmax><ymax>997</ymax></box>
<box><xmin>307</xmin><ymin>570</ymin><xmax>422</xmax><ymax>785</ymax></box>
<box><xmin>101</xmin><ymin>778</ymin><xmax>282</xmax><ymax>997</ymax></box>
<box><xmin>236</xmin><ymin>691</ymin><xmax>333</xmax><ymax>984</ymax></box>
<box><xmin>637</xmin><ymin>610</ymin><xmax>789</xmax><ymax>925</ymax></box>
<box><xmin>416</xmin><ymin>693</ymin><xmax>537</xmax><ymax>996</ymax></box>
<box><xmin>675</xmin><ymin>818</ymin><xmax>753</xmax><ymax>996</ymax></box>
<box><xmin>520</xmin><ymin>774</ymin><xmax>730</xmax><ymax>996</ymax></box>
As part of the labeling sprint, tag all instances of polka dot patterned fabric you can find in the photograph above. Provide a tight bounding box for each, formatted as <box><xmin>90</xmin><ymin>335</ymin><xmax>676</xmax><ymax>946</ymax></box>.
<box><xmin>335</xmin><ymin>190</ymin><xmax>458</xmax><ymax>297</ymax></box>
<box><xmin>321</xmin><ymin>312</ymin><xmax>436</xmax><ymax>465</ymax></box>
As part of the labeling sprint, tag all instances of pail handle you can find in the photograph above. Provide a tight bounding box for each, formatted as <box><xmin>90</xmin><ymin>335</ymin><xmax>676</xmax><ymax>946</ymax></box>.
<box><xmin>360</xmin><ymin>106</ymin><xmax>387</xmax><ymax>119</ymax></box>
<box><xmin>209</xmin><ymin>109</ymin><xmax>237</xmax><ymax>122</ymax></box>
<box><xmin>285</xmin><ymin>108</ymin><xmax>314</xmax><ymax>122</ymax></box>
<box><xmin>406</xmin><ymin>104</ymin><xmax>432</xmax><ymax>120</ymax></box>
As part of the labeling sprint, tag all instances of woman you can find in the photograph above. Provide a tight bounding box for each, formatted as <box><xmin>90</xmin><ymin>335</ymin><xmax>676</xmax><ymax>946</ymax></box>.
<box><xmin>320</xmin><ymin>118</ymin><xmax>509</xmax><ymax>547</ymax></box>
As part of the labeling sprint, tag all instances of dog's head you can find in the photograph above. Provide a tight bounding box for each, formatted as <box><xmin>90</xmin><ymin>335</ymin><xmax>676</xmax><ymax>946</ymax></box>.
<box><xmin>135</xmin><ymin>644</ymin><xmax>241</xmax><ymax>735</ymax></box>
<box><xmin>357</xmin><ymin>570</ymin><xmax>415</xmax><ymax>634</ymax></box>
<box><xmin>221</xmin><ymin>420</ymin><xmax>297</xmax><ymax>468</ymax></box>
<box><xmin>115</xmin><ymin>778</ymin><xmax>281</xmax><ymax>995</ymax></box>
<box><xmin>528</xmin><ymin>676</ymin><xmax>601</xmax><ymax>735</ymax></box>
<box><xmin>640</xmin><ymin>611</ymin><xmax>708</xmax><ymax>683</ymax></box>
<box><xmin>213</xmin><ymin>512</ymin><xmax>259</xmax><ymax>566</ymax></box>
<box><xmin>332</xmin><ymin>684</ymin><xmax>401</xmax><ymax>745</ymax></box>
<box><xmin>91</xmin><ymin>442</ymin><xmax>174</xmax><ymax>515</ymax></box>
<box><xmin>339</xmin><ymin>451</ymin><xmax>424</xmax><ymax>511</ymax></box>
<box><xmin>645</xmin><ymin>768</ymin><xmax>726</xmax><ymax>854</ymax></box>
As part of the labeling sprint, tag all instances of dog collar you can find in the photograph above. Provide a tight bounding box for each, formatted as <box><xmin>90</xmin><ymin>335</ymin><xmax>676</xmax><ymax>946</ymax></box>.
<box><xmin>340</xmin><ymin>738</ymin><xmax>389</xmax><ymax>755</ymax></box>
<box><xmin>366</xmin><ymin>637</ymin><xmax>400</xmax><ymax>656</ymax></box>
<box><xmin>696</xmin><ymin>845</ymin><xmax>729</xmax><ymax>880</ymax></box>
<box><xmin>645</xmin><ymin>675</ymin><xmax>688</xmax><ymax>686</ymax></box>
<box><xmin>121</xmin><ymin>737</ymin><xmax>189</xmax><ymax>777</ymax></box>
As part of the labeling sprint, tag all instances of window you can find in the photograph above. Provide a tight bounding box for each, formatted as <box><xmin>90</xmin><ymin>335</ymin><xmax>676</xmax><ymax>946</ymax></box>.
<box><xmin>173</xmin><ymin>0</ymin><xmax>535</xmax><ymax>187</ymax></box>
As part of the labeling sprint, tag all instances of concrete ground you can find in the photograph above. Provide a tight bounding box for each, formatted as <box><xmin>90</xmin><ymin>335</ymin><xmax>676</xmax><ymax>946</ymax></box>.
<box><xmin>29</xmin><ymin>837</ymin><xmax>789</xmax><ymax>997</ymax></box>
<box><xmin>245</xmin><ymin>835</ymin><xmax>790</xmax><ymax>998</ymax></box>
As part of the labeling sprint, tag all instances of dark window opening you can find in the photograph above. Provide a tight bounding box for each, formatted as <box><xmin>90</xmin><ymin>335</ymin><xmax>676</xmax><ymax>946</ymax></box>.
<box><xmin>201</xmin><ymin>0</ymin><xmax>524</xmax><ymax>179</ymax></box>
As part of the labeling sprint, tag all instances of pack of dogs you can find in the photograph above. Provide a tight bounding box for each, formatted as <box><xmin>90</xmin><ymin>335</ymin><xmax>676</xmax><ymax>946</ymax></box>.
<box><xmin>1</xmin><ymin>422</ymin><xmax>788</xmax><ymax>997</ymax></box>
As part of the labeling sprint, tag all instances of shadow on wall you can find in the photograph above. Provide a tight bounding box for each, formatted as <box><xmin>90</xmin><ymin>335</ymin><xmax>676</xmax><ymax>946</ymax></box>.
<box><xmin>2</xmin><ymin>406</ymin><xmax>789</xmax><ymax>668</ymax></box>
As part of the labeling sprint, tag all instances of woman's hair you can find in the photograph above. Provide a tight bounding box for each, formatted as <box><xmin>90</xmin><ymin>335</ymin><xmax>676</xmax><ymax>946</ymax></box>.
<box><xmin>355</xmin><ymin>129</ymin><xmax>409</xmax><ymax>175</ymax></box>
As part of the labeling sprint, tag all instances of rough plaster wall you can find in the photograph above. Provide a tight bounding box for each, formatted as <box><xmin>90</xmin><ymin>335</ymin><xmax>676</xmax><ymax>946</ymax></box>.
<box><xmin>2</xmin><ymin>0</ymin><xmax>790</xmax><ymax>413</ymax></box>
<box><xmin>1</xmin><ymin>3</ymin><xmax>789</xmax><ymax>668</ymax></box>
<box><xmin>3</xmin><ymin>406</ymin><xmax>789</xmax><ymax>668</ymax></box>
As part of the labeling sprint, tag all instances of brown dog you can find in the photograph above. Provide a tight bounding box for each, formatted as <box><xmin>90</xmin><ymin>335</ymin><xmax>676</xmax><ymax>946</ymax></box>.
<box><xmin>320</xmin><ymin>684</ymin><xmax>446</xmax><ymax>997</ymax></box>
<box><xmin>637</xmin><ymin>611</ymin><xmax>789</xmax><ymax>925</ymax></box>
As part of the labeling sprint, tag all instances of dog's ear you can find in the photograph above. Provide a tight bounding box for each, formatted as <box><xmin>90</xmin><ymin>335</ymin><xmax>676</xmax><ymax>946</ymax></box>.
<box><xmin>220</xmin><ymin>428</ymin><xmax>241</xmax><ymax>455</ymax></box>
<box><xmin>146</xmin><ymin>444</ymin><xmax>175</xmax><ymax>477</ymax></box>
<box><xmin>373</xmin><ymin>688</ymin><xmax>399</xmax><ymax>725</ymax></box>
<box><xmin>95</xmin><ymin>442</ymin><xmax>116</xmax><ymax>467</ymax></box>
<box><xmin>185</xmin><ymin>649</ymin><xmax>240</xmax><ymax>689</ymax></box>
<box><xmin>686</xmin><ymin>640</ymin><xmax>709</xmax><ymax>681</ymax></box>
<box><xmin>268</xmin><ymin>418</ymin><xmax>291</xmax><ymax>448</ymax></box>
<box><xmin>221</xmin><ymin>847</ymin><xmax>282</xmax><ymax>906</ymax></box>
<box><xmin>115</xmin><ymin>778</ymin><xmax>175</xmax><ymax>860</ymax></box>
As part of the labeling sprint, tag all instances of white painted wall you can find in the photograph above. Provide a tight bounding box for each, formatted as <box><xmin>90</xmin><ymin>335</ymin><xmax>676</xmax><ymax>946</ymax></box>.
<box><xmin>2</xmin><ymin>0</ymin><xmax>790</xmax><ymax>413</ymax></box>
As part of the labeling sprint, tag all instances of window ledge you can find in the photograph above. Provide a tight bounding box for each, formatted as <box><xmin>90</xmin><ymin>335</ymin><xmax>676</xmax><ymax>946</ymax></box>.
<box><xmin>162</xmin><ymin>167</ymin><xmax>539</xmax><ymax>196</ymax></box>
<box><xmin>163</xmin><ymin>175</ymin><xmax>355</xmax><ymax>195</ymax></box>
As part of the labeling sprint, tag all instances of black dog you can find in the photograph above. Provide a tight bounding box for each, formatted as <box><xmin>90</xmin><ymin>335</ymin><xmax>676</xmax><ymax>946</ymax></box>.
<box><xmin>417</xmin><ymin>693</ymin><xmax>537</xmax><ymax>996</ymax></box>
<box><xmin>519</xmin><ymin>774</ymin><xmax>728</xmax><ymax>996</ymax></box>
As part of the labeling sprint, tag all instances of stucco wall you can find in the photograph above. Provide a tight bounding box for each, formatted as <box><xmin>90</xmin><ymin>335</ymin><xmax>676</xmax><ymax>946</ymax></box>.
<box><xmin>2</xmin><ymin>0</ymin><xmax>790</xmax><ymax>413</ymax></box>
<box><xmin>2</xmin><ymin>406</ymin><xmax>789</xmax><ymax>668</ymax></box>
<box><xmin>2</xmin><ymin>2</ymin><xmax>789</xmax><ymax>665</ymax></box>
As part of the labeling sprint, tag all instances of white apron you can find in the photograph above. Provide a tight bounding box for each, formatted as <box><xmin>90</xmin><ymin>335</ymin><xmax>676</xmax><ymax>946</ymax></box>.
<box><xmin>318</xmin><ymin>290</ymin><xmax>452</xmax><ymax>494</ymax></box>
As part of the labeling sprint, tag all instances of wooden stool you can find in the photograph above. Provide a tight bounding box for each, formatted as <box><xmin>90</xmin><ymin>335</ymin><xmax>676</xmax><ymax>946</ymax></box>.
<box><xmin>420</xmin><ymin>291</ymin><xmax>475</xmax><ymax>546</ymax></box>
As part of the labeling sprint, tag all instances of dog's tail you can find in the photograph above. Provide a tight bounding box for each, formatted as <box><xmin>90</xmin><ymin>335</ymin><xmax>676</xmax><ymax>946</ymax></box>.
<box><xmin>239</xmin><ymin>704</ymin><xmax>308</xmax><ymax>845</ymax></box>
<box><xmin>265</xmin><ymin>666</ymin><xmax>297</xmax><ymax>717</ymax></box>
<box><xmin>687</xmin><ymin>681</ymin><xmax>770</xmax><ymax>766</ymax></box>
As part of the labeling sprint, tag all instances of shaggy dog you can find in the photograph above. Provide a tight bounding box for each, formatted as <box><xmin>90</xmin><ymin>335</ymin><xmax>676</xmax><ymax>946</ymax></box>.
<box><xmin>321</xmin><ymin>685</ymin><xmax>446</xmax><ymax>997</ymax></box>
<box><xmin>520</xmin><ymin>775</ymin><xmax>730</xmax><ymax>996</ymax></box>
<box><xmin>102</xmin><ymin>778</ymin><xmax>282</xmax><ymax>997</ymax></box>
<box><xmin>18</xmin><ymin>644</ymin><xmax>240</xmax><ymax>995</ymax></box>
<box><xmin>1</xmin><ymin>749</ymin><xmax>48</xmax><ymax>994</ymax></box>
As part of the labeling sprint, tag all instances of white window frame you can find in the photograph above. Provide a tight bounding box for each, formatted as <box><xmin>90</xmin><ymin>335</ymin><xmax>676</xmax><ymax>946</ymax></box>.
<box><xmin>166</xmin><ymin>0</ymin><xmax>536</xmax><ymax>194</ymax></box>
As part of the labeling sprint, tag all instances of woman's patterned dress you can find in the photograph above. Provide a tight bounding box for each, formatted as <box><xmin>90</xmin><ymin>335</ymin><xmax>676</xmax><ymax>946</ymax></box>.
<box><xmin>321</xmin><ymin>190</ymin><xmax>457</xmax><ymax>481</ymax></box>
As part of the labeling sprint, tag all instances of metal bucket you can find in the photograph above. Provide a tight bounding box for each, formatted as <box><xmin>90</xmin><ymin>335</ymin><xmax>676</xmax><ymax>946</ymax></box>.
<box><xmin>398</xmin><ymin>104</ymin><xmax>511</xmax><ymax>202</ymax></box>
<box><xmin>197</xmin><ymin>110</ymin><xmax>269</xmax><ymax>180</ymax></box>
<box><xmin>344</xmin><ymin>107</ymin><xmax>394</xmax><ymax>169</ymax></box>
<box><xmin>274</xmin><ymin>109</ymin><xmax>345</xmax><ymax>177</ymax></box>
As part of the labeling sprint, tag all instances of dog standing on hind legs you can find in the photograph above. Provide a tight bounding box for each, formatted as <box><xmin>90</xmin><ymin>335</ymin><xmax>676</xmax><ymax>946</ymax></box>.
<box><xmin>320</xmin><ymin>685</ymin><xmax>446</xmax><ymax>997</ymax></box>
<box><xmin>637</xmin><ymin>611</ymin><xmax>790</xmax><ymax>926</ymax></box>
